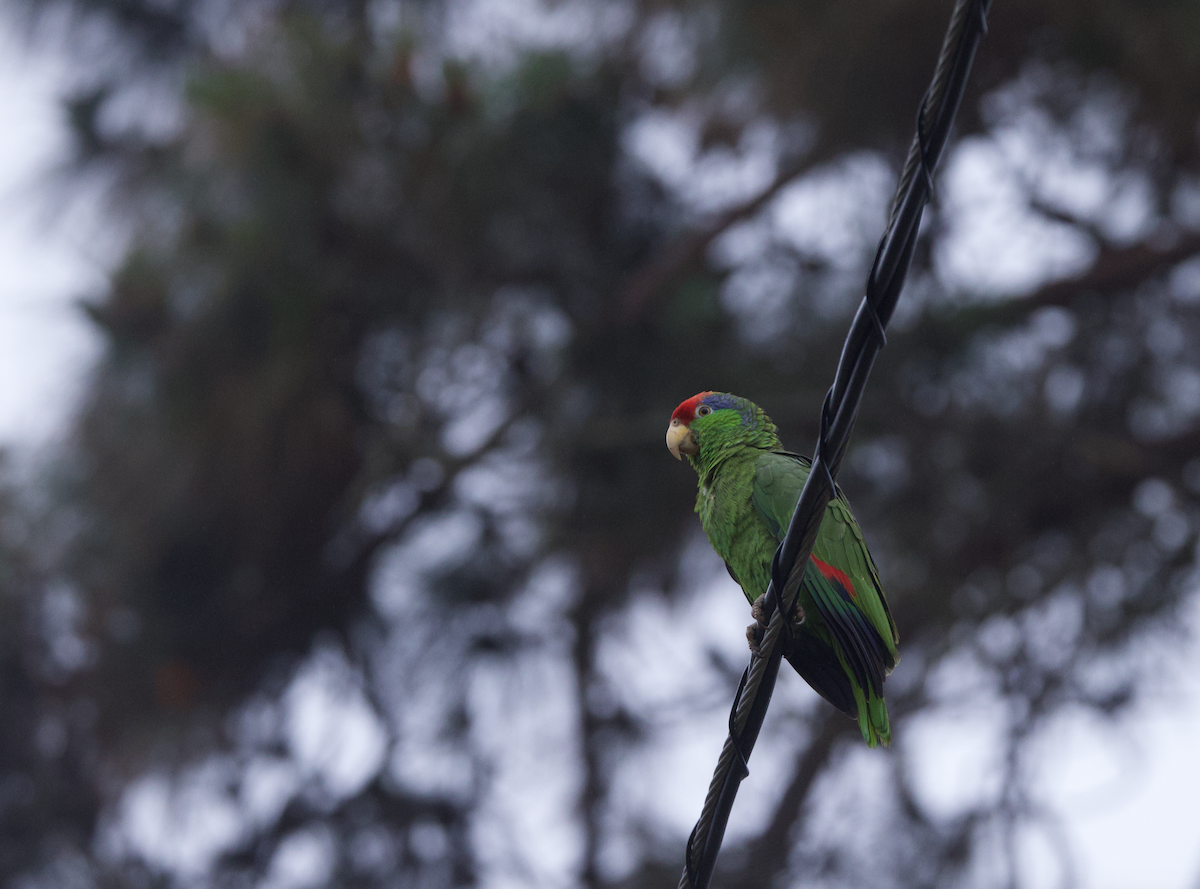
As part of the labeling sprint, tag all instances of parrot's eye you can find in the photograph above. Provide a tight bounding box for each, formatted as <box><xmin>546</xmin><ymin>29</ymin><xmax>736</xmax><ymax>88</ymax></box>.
<box><xmin>697</xmin><ymin>405</ymin><xmax>712</xmax><ymax>417</ymax></box>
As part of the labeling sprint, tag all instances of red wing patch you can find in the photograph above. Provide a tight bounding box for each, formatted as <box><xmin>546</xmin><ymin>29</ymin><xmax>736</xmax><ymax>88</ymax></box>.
<box><xmin>811</xmin><ymin>556</ymin><xmax>857</xmax><ymax>599</ymax></box>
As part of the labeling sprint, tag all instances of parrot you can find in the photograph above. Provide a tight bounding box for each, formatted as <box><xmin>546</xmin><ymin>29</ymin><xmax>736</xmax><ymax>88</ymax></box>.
<box><xmin>666</xmin><ymin>391</ymin><xmax>899</xmax><ymax>747</ymax></box>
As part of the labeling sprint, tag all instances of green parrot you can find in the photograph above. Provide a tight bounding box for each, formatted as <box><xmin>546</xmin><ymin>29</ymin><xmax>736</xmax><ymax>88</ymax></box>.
<box><xmin>666</xmin><ymin>391</ymin><xmax>899</xmax><ymax>747</ymax></box>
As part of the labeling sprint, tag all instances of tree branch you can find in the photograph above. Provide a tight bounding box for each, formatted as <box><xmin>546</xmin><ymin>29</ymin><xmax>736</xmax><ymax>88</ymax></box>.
<box><xmin>618</xmin><ymin>157</ymin><xmax>812</xmax><ymax>322</ymax></box>
<box><xmin>1023</xmin><ymin>227</ymin><xmax>1200</xmax><ymax>309</ymax></box>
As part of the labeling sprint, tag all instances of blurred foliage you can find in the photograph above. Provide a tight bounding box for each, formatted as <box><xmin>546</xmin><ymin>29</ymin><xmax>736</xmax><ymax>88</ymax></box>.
<box><xmin>2</xmin><ymin>0</ymin><xmax>1200</xmax><ymax>887</ymax></box>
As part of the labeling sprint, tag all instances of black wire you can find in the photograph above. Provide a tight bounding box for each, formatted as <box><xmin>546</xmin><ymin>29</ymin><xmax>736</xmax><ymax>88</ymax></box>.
<box><xmin>677</xmin><ymin>2</ymin><xmax>993</xmax><ymax>887</ymax></box>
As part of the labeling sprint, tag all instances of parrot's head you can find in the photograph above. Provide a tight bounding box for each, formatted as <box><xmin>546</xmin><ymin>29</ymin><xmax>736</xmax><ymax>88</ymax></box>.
<box><xmin>666</xmin><ymin>392</ymin><xmax>778</xmax><ymax>462</ymax></box>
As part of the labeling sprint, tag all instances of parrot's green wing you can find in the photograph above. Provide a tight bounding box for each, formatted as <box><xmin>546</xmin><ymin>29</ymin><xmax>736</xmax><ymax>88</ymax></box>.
<box><xmin>819</xmin><ymin>496</ymin><xmax>899</xmax><ymax>670</ymax></box>
<box><xmin>752</xmin><ymin>451</ymin><xmax>899</xmax><ymax>733</ymax></box>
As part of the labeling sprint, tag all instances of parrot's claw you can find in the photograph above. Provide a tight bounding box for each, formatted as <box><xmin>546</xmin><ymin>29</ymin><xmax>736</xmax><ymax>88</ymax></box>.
<box><xmin>746</xmin><ymin>597</ymin><xmax>768</xmax><ymax>657</ymax></box>
<box><xmin>791</xmin><ymin>604</ymin><xmax>806</xmax><ymax>631</ymax></box>
<box><xmin>746</xmin><ymin>622</ymin><xmax>762</xmax><ymax>657</ymax></box>
<box><xmin>746</xmin><ymin>599</ymin><xmax>806</xmax><ymax>657</ymax></box>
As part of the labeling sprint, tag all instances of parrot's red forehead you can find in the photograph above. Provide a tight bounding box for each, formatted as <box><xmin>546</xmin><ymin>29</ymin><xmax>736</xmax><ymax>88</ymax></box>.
<box><xmin>671</xmin><ymin>392</ymin><xmax>715</xmax><ymax>424</ymax></box>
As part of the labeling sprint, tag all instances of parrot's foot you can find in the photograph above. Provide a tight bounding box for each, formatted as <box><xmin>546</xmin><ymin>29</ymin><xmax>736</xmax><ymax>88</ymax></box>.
<box><xmin>746</xmin><ymin>597</ymin><xmax>768</xmax><ymax>657</ymax></box>
<box><xmin>745</xmin><ymin>623</ymin><xmax>761</xmax><ymax>656</ymax></box>
<box><xmin>790</xmin><ymin>604</ymin><xmax>806</xmax><ymax>631</ymax></box>
<box><xmin>746</xmin><ymin>599</ymin><xmax>807</xmax><ymax>656</ymax></box>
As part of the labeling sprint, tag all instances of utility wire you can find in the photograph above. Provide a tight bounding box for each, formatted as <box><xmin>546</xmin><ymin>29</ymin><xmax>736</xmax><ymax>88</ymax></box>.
<box><xmin>678</xmin><ymin>2</ymin><xmax>993</xmax><ymax>887</ymax></box>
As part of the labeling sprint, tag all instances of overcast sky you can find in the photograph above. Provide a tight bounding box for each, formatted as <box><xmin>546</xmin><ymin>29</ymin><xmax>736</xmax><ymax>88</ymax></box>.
<box><xmin>0</xmin><ymin>20</ymin><xmax>100</xmax><ymax>450</ymax></box>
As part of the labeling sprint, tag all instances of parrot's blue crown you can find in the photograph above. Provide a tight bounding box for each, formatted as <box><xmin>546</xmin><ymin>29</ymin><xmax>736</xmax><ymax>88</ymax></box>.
<box><xmin>703</xmin><ymin>392</ymin><xmax>756</xmax><ymax>426</ymax></box>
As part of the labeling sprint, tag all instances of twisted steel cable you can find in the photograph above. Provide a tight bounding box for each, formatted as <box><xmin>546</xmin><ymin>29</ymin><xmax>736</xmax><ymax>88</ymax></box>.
<box><xmin>679</xmin><ymin>3</ymin><xmax>993</xmax><ymax>887</ymax></box>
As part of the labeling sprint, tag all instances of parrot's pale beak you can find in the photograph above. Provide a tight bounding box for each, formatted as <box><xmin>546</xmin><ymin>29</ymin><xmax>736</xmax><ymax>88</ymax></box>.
<box><xmin>666</xmin><ymin>419</ymin><xmax>698</xmax><ymax>460</ymax></box>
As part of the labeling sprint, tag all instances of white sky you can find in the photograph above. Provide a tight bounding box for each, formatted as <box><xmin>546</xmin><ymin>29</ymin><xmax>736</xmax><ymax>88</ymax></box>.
<box><xmin>0</xmin><ymin>20</ymin><xmax>101</xmax><ymax>449</ymax></box>
<box><xmin>1</xmin><ymin>10</ymin><xmax>1199</xmax><ymax>889</ymax></box>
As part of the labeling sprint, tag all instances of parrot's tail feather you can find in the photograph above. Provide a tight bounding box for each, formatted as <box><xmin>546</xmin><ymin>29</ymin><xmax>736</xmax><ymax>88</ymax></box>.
<box><xmin>851</xmin><ymin>683</ymin><xmax>892</xmax><ymax>749</ymax></box>
<box><xmin>868</xmin><ymin>694</ymin><xmax>891</xmax><ymax>748</ymax></box>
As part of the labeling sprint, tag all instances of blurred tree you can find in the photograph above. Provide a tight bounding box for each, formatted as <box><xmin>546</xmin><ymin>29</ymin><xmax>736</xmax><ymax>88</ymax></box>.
<box><xmin>2</xmin><ymin>0</ymin><xmax>1200</xmax><ymax>887</ymax></box>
